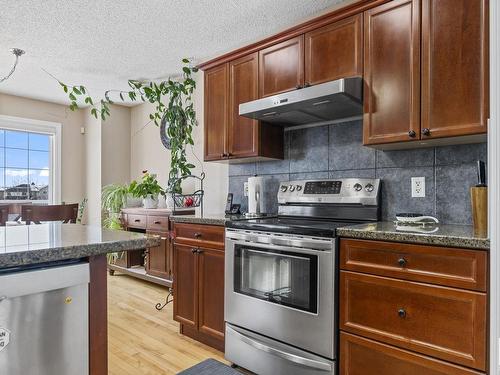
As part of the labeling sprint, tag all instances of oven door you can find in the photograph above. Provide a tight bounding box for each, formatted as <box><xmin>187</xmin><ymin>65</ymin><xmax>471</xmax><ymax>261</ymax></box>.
<box><xmin>225</xmin><ymin>229</ymin><xmax>335</xmax><ymax>359</ymax></box>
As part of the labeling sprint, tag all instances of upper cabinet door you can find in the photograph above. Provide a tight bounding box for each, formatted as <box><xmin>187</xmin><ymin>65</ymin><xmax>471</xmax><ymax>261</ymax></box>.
<box><xmin>228</xmin><ymin>53</ymin><xmax>259</xmax><ymax>158</ymax></box>
<box><xmin>363</xmin><ymin>0</ymin><xmax>421</xmax><ymax>145</ymax></box>
<box><xmin>305</xmin><ymin>14</ymin><xmax>363</xmax><ymax>86</ymax></box>
<box><xmin>259</xmin><ymin>36</ymin><xmax>304</xmax><ymax>97</ymax></box>
<box><xmin>204</xmin><ymin>64</ymin><xmax>229</xmax><ymax>161</ymax></box>
<box><xmin>421</xmin><ymin>0</ymin><xmax>489</xmax><ymax>139</ymax></box>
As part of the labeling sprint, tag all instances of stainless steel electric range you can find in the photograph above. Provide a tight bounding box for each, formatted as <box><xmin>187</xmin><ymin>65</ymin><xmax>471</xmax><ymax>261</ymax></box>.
<box><xmin>224</xmin><ymin>178</ymin><xmax>381</xmax><ymax>375</ymax></box>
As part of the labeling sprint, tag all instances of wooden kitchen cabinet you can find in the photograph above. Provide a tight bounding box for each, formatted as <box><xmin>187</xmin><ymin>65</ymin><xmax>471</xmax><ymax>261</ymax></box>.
<box><xmin>204</xmin><ymin>55</ymin><xmax>284</xmax><ymax>162</ymax></box>
<box><xmin>305</xmin><ymin>14</ymin><xmax>363</xmax><ymax>86</ymax></box>
<box><xmin>339</xmin><ymin>238</ymin><xmax>489</xmax><ymax>372</ymax></box>
<box><xmin>145</xmin><ymin>232</ymin><xmax>171</xmax><ymax>280</ymax></box>
<box><xmin>173</xmin><ymin>222</ymin><xmax>225</xmax><ymax>351</ymax></box>
<box><xmin>421</xmin><ymin>0</ymin><xmax>489</xmax><ymax>139</ymax></box>
<box><xmin>259</xmin><ymin>36</ymin><xmax>304</xmax><ymax>97</ymax></box>
<box><xmin>197</xmin><ymin>247</ymin><xmax>225</xmax><ymax>341</ymax></box>
<box><xmin>204</xmin><ymin>64</ymin><xmax>229</xmax><ymax>161</ymax></box>
<box><xmin>363</xmin><ymin>0</ymin><xmax>421</xmax><ymax>145</ymax></box>
<box><xmin>363</xmin><ymin>0</ymin><xmax>488</xmax><ymax>147</ymax></box>
<box><xmin>228</xmin><ymin>53</ymin><xmax>259</xmax><ymax>158</ymax></box>
<box><xmin>340</xmin><ymin>333</ymin><xmax>483</xmax><ymax>375</ymax></box>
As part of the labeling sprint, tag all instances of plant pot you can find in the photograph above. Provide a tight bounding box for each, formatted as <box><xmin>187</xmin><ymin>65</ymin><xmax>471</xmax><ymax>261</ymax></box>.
<box><xmin>142</xmin><ymin>194</ymin><xmax>159</xmax><ymax>209</ymax></box>
<box><xmin>125</xmin><ymin>194</ymin><xmax>142</xmax><ymax>208</ymax></box>
<box><xmin>165</xmin><ymin>195</ymin><xmax>175</xmax><ymax>209</ymax></box>
<box><xmin>157</xmin><ymin>195</ymin><xmax>168</xmax><ymax>209</ymax></box>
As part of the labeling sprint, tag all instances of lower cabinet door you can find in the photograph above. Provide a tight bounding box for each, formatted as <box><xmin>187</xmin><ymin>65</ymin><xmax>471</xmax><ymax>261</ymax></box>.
<box><xmin>340</xmin><ymin>333</ymin><xmax>484</xmax><ymax>375</ymax></box>
<box><xmin>340</xmin><ymin>271</ymin><xmax>487</xmax><ymax>370</ymax></box>
<box><xmin>145</xmin><ymin>232</ymin><xmax>169</xmax><ymax>279</ymax></box>
<box><xmin>173</xmin><ymin>243</ymin><xmax>198</xmax><ymax>328</ymax></box>
<box><xmin>197</xmin><ymin>247</ymin><xmax>225</xmax><ymax>340</ymax></box>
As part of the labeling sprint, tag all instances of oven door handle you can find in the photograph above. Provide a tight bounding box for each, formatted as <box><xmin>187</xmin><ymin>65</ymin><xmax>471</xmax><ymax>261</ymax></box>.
<box><xmin>227</xmin><ymin>325</ymin><xmax>333</xmax><ymax>372</ymax></box>
<box><xmin>226</xmin><ymin>231</ymin><xmax>332</xmax><ymax>251</ymax></box>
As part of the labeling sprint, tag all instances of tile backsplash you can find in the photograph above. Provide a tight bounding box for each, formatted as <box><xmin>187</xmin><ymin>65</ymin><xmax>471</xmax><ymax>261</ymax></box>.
<box><xmin>228</xmin><ymin>120</ymin><xmax>487</xmax><ymax>225</ymax></box>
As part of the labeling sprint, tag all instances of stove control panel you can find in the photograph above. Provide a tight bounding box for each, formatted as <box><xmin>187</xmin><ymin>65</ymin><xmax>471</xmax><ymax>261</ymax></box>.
<box><xmin>278</xmin><ymin>178</ymin><xmax>381</xmax><ymax>206</ymax></box>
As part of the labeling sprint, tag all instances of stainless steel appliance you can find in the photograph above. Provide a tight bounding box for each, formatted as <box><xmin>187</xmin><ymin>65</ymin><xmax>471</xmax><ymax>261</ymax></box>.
<box><xmin>0</xmin><ymin>261</ymin><xmax>90</xmax><ymax>375</ymax></box>
<box><xmin>238</xmin><ymin>77</ymin><xmax>363</xmax><ymax>126</ymax></box>
<box><xmin>225</xmin><ymin>178</ymin><xmax>381</xmax><ymax>375</ymax></box>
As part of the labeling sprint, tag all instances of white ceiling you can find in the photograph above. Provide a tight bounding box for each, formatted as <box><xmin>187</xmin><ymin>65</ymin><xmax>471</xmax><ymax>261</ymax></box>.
<box><xmin>0</xmin><ymin>0</ymin><xmax>349</xmax><ymax>106</ymax></box>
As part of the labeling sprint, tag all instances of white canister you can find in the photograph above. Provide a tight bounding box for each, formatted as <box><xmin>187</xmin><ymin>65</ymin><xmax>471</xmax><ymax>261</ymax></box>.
<box><xmin>248</xmin><ymin>176</ymin><xmax>265</xmax><ymax>214</ymax></box>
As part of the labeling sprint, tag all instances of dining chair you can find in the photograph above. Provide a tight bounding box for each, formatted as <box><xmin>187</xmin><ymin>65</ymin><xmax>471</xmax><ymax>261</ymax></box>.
<box><xmin>21</xmin><ymin>203</ymin><xmax>79</xmax><ymax>225</ymax></box>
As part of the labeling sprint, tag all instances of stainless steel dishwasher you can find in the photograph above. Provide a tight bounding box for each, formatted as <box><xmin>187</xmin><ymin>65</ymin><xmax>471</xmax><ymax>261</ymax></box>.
<box><xmin>0</xmin><ymin>261</ymin><xmax>90</xmax><ymax>375</ymax></box>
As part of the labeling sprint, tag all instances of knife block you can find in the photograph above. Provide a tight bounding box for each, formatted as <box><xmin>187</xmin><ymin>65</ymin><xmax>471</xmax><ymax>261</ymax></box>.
<box><xmin>470</xmin><ymin>186</ymin><xmax>488</xmax><ymax>236</ymax></box>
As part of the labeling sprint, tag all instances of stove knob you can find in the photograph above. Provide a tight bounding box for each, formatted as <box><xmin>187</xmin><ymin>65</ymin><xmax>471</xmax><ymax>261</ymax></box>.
<box><xmin>353</xmin><ymin>183</ymin><xmax>363</xmax><ymax>192</ymax></box>
<box><xmin>289</xmin><ymin>185</ymin><xmax>296</xmax><ymax>192</ymax></box>
<box><xmin>365</xmin><ymin>183</ymin><xmax>374</xmax><ymax>192</ymax></box>
<box><xmin>296</xmin><ymin>185</ymin><xmax>302</xmax><ymax>192</ymax></box>
<box><xmin>280</xmin><ymin>185</ymin><xmax>288</xmax><ymax>192</ymax></box>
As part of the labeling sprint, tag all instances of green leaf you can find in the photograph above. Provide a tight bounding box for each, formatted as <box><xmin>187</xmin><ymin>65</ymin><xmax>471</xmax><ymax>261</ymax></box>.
<box><xmin>69</xmin><ymin>93</ymin><xmax>76</xmax><ymax>101</ymax></box>
<box><xmin>73</xmin><ymin>87</ymin><xmax>81</xmax><ymax>95</ymax></box>
<box><xmin>182</xmin><ymin>58</ymin><xmax>190</xmax><ymax>64</ymax></box>
<box><xmin>80</xmin><ymin>86</ymin><xmax>86</xmax><ymax>94</ymax></box>
<box><xmin>91</xmin><ymin>108</ymin><xmax>97</xmax><ymax>117</ymax></box>
<box><xmin>119</xmin><ymin>92</ymin><xmax>124</xmax><ymax>101</ymax></box>
<box><xmin>182</xmin><ymin>67</ymin><xmax>190</xmax><ymax>74</ymax></box>
<box><xmin>87</xmin><ymin>96</ymin><xmax>94</xmax><ymax>105</ymax></box>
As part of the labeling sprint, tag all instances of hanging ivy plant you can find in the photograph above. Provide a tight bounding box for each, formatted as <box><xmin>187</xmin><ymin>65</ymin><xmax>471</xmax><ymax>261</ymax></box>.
<box><xmin>58</xmin><ymin>59</ymin><xmax>198</xmax><ymax>193</ymax></box>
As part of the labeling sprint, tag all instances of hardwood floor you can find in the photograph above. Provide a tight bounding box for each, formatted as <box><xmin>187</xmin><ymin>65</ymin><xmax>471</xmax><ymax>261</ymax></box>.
<box><xmin>108</xmin><ymin>274</ymin><xmax>226</xmax><ymax>375</ymax></box>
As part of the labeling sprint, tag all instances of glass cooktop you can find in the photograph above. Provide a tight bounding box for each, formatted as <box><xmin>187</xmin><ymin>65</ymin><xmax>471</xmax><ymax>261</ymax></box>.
<box><xmin>226</xmin><ymin>217</ymin><xmax>361</xmax><ymax>238</ymax></box>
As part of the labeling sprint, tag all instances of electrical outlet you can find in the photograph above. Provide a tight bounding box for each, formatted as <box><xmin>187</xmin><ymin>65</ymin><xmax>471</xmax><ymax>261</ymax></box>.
<box><xmin>244</xmin><ymin>182</ymin><xmax>249</xmax><ymax>197</ymax></box>
<box><xmin>411</xmin><ymin>177</ymin><xmax>425</xmax><ymax>198</ymax></box>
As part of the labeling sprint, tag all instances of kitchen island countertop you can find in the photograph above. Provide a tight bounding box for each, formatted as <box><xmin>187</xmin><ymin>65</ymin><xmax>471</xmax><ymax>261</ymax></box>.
<box><xmin>337</xmin><ymin>221</ymin><xmax>489</xmax><ymax>250</ymax></box>
<box><xmin>0</xmin><ymin>222</ymin><xmax>160</xmax><ymax>269</ymax></box>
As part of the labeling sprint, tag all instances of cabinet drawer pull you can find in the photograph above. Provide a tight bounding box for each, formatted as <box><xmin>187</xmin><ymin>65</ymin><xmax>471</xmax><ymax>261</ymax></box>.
<box><xmin>160</xmin><ymin>237</ymin><xmax>167</xmax><ymax>240</ymax></box>
<box><xmin>134</xmin><ymin>219</ymin><xmax>141</xmax><ymax>222</ymax></box>
<box><xmin>398</xmin><ymin>258</ymin><xmax>407</xmax><ymax>267</ymax></box>
<box><xmin>398</xmin><ymin>308</ymin><xmax>407</xmax><ymax>318</ymax></box>
<box><xmin>154</xmin><ymin>221</ymin><xmax>161</xmax><ymax>225</ymax></box>
<box><xmin>194</xmin><ymin>232</ymin><xmax>202</xmax><ymax>238</ymax></box>
<box><xmin>408</xmin><ymin>130</ymin><xmax>416</xmax><ymax>138</ymax></box>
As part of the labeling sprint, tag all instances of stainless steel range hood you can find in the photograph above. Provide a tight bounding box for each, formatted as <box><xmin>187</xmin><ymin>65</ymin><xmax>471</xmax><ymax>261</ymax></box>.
<box><xmin>239</xmin><ymin>77</ymin><xmax>363</xmax><ymax>126</ymax></box>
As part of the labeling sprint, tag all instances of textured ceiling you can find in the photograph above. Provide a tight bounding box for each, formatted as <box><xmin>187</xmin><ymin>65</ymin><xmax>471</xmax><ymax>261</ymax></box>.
<box><xmin>0</xmin><ymin>0</ymin><xmax>349</xmax><ymax>105</ymax></box>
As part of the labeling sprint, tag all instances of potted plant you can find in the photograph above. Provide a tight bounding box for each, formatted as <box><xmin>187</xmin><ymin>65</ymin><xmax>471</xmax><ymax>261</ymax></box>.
<box><xmin>130</xmin><ymin>171</ymin><xmax>163</xmax><ymax>209</ymax></box>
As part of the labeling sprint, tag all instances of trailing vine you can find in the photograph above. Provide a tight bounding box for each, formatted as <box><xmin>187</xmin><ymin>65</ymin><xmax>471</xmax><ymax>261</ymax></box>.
<box><xmin>58</xmin><ymin>59</ymin><xmax>198</xmax><ymax>192</ymax></box>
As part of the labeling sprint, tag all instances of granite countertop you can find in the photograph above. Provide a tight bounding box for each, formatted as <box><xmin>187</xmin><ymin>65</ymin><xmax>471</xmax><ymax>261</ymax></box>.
<box><xmin>170</xmin><ymin>213</ymin><xmax>240</xmax><ymax>226</ymax></box>
<box><xmin>0</xmin><ymin>222</ymin><xmax>160</xmax><ymax>269</ymax></box>
<box><xmin>337</xmin><ymin>222</ymin><xmax>490</xmax><ymax>250</ymax></box>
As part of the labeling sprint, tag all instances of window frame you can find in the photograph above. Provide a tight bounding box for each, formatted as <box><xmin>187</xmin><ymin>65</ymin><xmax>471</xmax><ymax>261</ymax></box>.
<box><xmin>0</xmin><ymin>115</ymin><xmax>62</xmax><ymax>204</ymax></box>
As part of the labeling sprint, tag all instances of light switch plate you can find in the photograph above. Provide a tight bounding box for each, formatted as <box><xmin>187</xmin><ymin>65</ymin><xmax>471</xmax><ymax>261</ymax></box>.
<box><xmin>411</xmin><ymin>177</ymin><xmax>425</xmax><ymax>198</ymax></box>
<box><xmin>244</xmin><ymin>182</ymin><xmax>249</xmax><ymax>197</ymax></box>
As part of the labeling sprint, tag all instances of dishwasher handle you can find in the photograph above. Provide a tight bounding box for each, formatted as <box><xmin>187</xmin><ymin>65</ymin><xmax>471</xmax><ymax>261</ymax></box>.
<box><xmin>0</xmin><ymin>262</ymin><xmax>90</xmax><ymax>299</ymax></box>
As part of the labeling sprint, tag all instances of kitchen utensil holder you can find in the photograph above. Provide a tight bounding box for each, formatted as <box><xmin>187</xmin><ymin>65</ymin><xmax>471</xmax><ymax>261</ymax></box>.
<box><xmin>170</xmin><ymin>172</ymin><xmax>205</xmax><ymax>216</ymax></box>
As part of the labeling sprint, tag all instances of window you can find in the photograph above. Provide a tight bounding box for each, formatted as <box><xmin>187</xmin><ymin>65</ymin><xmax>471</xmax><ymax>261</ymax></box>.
<box><xmin>0</xmin><ymin>116</ymin><xmax>61</xmax><ymax>204</ymax></box>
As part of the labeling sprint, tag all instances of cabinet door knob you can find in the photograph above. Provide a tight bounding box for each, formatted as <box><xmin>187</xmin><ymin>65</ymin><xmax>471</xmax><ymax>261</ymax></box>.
<box><xmin>191</xmin><ymin>248</ymin><xmax>198</xmax><ymax>254</ymax></box>
<box><xmin>422</xmin><ymin>128</ymin><xmax>431</xmax><ymax>136</ymax></box>
<box><xmin>304</xmin><ymin>82</ymin><xmax>311</xmax><ymax>88</ymax></box>
<box><xmin>408</xmin><ymin>130</ymin><xmax>416</xmax><ymax>138</ymax></box>
<box><xmin>194</xmin><ymin>232</ymin><xmax>202</xmax><ymax>238</ymax></box>
<box><xmin>398</xmin><ymin>258</ymin><xmax>407</xmax><ymax>267</ymax></box>
<box><xmin>296</xmin><ymin>85</ymin><xmax>303</xmax><ymax>89</ymax></box>
<box><xmin>398</xmin><ymin>308</ymin><xmax>407</xmax><ymax>318</ymax></box>
<box><xmin>196</xmin><ymin>249</ymin><xmax>204</xmax><ymax>254</ymax></box>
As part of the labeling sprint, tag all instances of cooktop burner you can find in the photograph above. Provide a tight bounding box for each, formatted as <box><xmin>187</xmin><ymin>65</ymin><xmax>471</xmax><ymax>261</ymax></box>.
<box><xmin>226</xmin><ymin>217</ymin><xmax>360</xmax><ymax>237</ymax></box>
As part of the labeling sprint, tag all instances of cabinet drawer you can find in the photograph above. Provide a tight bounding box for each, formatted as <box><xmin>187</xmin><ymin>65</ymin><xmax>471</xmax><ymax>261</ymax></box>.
<box><xmin>340</xmin><ymin>239</ymin><xmax>487</xmax><ymax>291</ymax></box>
<box><xmin>340</xmin><ymin>332</ymin><xmax>484</xmax><ymax>375</ymax></box>
<box><xmin>340</xmin><ymin>271</ymin><xmax>486</xmax><ymax>370</ymax></box>
<box><xmin>174</xmin><ymin>223</ymin><xmax>224</xmax><ymax>249</ymax></box>
<box><xmin>126</xmin><ymin>214</ymin><xmax>147</xmax><ymax>229</ymax></box>
<box><xmin>146</xmin><ymin>215</ymin><xmax>169</xmax><ymax>232</ymax></box>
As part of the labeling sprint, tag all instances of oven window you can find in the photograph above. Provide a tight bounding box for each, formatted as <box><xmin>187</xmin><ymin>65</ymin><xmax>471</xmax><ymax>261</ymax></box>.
<box><xmin>233</xmin><ymin>245</ymin><xmax>318</xmax><ymax>313</ymax></box>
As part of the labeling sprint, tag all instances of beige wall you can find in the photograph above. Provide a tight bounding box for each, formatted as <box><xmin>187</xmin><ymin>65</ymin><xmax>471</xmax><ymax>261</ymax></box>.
<box><xmin>130</xmin><ymin>71</ymin><xmax>228</xmax><ymax>214</ymax></box>
<box><xmin>84</xmin><ymin>108</ymin><xmax>101</xmax><ymax>225</ymax></box>
<box><xmin>102</xmin><ymin>104</ymin><xmax>131</xmax><ymax>186</ymax></box>
<box><xmin>0</xmin><ymin>93</ymin><xmax>86</xmax><ymax>204</ymax></box>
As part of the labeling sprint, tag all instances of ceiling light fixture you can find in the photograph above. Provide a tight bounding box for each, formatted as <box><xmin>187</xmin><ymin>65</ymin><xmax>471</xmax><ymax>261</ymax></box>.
<box><xmin>0</xmin><ymin>48</ymin><xmax>25</xmax><ymax>83</ymax></box>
